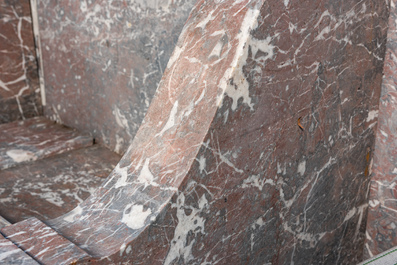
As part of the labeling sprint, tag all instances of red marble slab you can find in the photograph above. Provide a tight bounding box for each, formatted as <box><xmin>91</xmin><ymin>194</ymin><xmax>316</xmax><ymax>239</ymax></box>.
<box><xmin>34</xmin><ymin>0</ymin><xmax>387</xmax><ymax>264</ymax></box>
<box><xmin>0</xmin><ymin>0</ymin><xmax>41</xmax><ymax>123</ymax></box>
<box><xmin>0</xmin><ymin>116</ymin><xmax>93</xmax><ymax>170</ymax></box>
<box><xmin>35</xmin><ymin>0</ymin><xmax>195</xmax><ymax>154</ymax></box>
<box><xmin>1</xmin><ymin>217</ymin><xmax>91</xmax><ymax>264</ymax></box>
<box><xmin>364</xmin><ymin>0</ymin><xmax>397</xmax><ymax>259</ymax></box>
<box><xmin>0</xmin><ymin>145</ymin><xmax>120</xmax><ymax>223</ymax></box>
<box><xmin>0</xmin><ymin>233</ymin><xmax>38</xmax><ymax>265</ymax></box>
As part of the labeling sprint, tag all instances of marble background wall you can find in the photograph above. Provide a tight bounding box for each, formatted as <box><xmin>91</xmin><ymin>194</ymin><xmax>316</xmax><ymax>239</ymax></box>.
<box><xmin>36</xmin><ymin>0</ymin><xmax>196</xmax><ymax>155</ymax></box>
<box><xmin>0</xmin><ymin>0</ymin><xmax>41</xmax><ymax>124</ymax></box>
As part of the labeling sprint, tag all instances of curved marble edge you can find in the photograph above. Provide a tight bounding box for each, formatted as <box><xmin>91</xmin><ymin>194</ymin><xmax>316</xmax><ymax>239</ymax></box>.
<box><xmin>46</xmin><ymin>0</ymin><xmax>264</xmax><ymax>259</ymax></box>
<box><xmin>24</xmin><ymin>0</ymin><xmax>387</xmax><ymax>263</ymax></box>
<box><xmin>365</xmin><ymin>0</ymin><xmax>397</xmax><ymax>258</ymax></box>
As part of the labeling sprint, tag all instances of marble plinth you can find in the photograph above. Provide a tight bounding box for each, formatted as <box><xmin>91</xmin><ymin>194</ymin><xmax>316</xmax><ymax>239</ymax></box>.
<box><xmin>0</xmin><ymin>145</ymin><xmax>120</xmax><ymax>223</ymax></box>
<box><xmin>23</xmin><ymin>0</ymin><xmax>387</xmax><ymax>264</ymax></box>
<box><xmin>36</xmin><ymin>0</ymin><xmax>196</xmax><ymax>154</ymax></box>
<box><xmin>0</xmin><ymin>0</ymin><xmax>41</xmax><ymax>123</ymax></box>
<box><xmin>0</xmin><ymin>117</ymin><xmax>93</xmax><ymax>170</ymax></box>
<box><xmin>365</xmin><ymin>0</ymin><xmax>397</xmax><ymax>259</ymax></box>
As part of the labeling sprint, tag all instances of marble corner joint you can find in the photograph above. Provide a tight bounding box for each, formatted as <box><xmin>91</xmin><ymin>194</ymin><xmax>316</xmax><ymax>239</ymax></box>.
<box><xmin>4</xmin><ymin>0</ymin><xmax>389</xmax><ymax>264</ymax></box>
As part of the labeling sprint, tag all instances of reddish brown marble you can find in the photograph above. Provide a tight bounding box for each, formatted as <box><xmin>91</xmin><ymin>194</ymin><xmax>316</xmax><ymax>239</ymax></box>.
<box><xmin>32</xmin><ymin>0</ymin><xmax>387</xmax><ymax>264</ymax></box>
<box><xmin>0</xmin><ymin>233</ymin><xmax>38</xmax><ymax>264</ymax></box>
<box><xmin>1</xmin><ymin>217</ymin><xmax>90</xmax><ymax>264</ymax></box>
<box><xmin>0</xmin><ymin>145</ymin><xmax>120</xmax><ymax>223</ymax></box>
<box><xmin>0</xmin><ymin>0</ymin><xmax>41</xmax><ymax>123</ymax></box>
<box><xmin>0</xmin><ymin>116</ymin><xmax>93</xmax><ymax>170</ymax></box>
<box><xmin>35</xmin><ymin>0</ymin><xmax>195</xmax><ymax>154</ymax></box>
<box><xmin>1</xmin><ymin>0</ymin><xmax>388</xmax><ymax>264</ymax></box>
<box><xmin>365</xmin><ymin>0</ymin><xmax>397</xmax><ymax>259</ymax></box>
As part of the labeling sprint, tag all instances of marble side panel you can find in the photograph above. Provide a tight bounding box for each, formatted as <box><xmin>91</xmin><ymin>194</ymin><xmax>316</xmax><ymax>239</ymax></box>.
<box><xmin>49</xmin><ymin>0</ymin><xmax>264</xmax><ymax>259</ymax></box>
<box><xmin>0</xmin><ymin>0</ymin><xmax>41</xmax><ymax>123</ymax></box>
<box><xmin>0</xmin><ymin>145</ymin><xmax>120</xmax><ymax>223</ymax></box>
<box><xmin>36</xmin><ymin>0</ymin><xmax>196</xmax><ymax>155</ymax></box>
<box><xmin>1</xmin><ymin>217</ymin><xmax>90</xmax><ymax>264</ymax></box>
<box><xmin>41</xmin><ymin>0</ymin><xmax>387</xmax><ymax>264</ymax></box>
<box><xmin>365</xmin><ymin>0</ymin><xmax>397</xmax><ymax>259</ymax></box>
<box><xmin>0</xmin><ymin>116</ymin><xmax>93</xmax><ymax>170</ymax></box>
<box><xmin>0</xmin><ymin>234</ymin><xmax>38</xmax><ymax>265</ymax></box>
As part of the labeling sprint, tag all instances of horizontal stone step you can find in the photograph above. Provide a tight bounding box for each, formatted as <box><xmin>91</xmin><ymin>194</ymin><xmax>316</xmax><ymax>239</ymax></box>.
<box><xmin>0</xmin><ymin>233</ymin><xmax>38</xmax><ymax>265</ymax></box>
<box><xmin>0</xmin><ymin>144</ymin><xmax>120</xmax><ymax>223</ymax></box>
<box><xmin>0</xmin><ymin>116</ymin><xmax>93</xmax><ymax>170</ymax></box>
<box><xmin>1</xmin><ymin>217</ymin><xmax>91</xmax><ymax>264</ymax></box>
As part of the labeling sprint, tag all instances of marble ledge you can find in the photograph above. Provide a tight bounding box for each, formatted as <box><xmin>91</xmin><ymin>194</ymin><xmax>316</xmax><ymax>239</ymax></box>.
<box><xmin>1</xmin><ymin>217</ymin><xmax>91</xmax><ymax>265</ymax></box>
<box><xmin>0</xmin><ymin>233</ymin><xmax>38</xmax><ymax>265</ymax></box>
<box><xmin>0</xmin><ymin>116</ymin><xmax>93</xmax><ymax>170</ymax></box>
<box><xmin>0</xmin><ymin>145</ymin><xmax>121</xmax><ymax>223</ymax></box>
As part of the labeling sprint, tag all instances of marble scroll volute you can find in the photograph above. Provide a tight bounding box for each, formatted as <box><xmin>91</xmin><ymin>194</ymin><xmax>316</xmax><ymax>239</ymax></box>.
<box><xmin>44</xmin><ymin>0</ymin><xmax>387</xmax><ymax>264</ymax></box>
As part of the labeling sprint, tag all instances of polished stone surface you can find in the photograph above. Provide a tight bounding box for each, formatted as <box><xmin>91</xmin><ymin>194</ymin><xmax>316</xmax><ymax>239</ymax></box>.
<box><xmin>365</xmin><ymin>0</ymin><xmax>397</xmax><ymax>259</ymax></box>
<box><xmin>360</xmin><ymin>245</ymin><xmax>397</xmax><ymax>265</ymax></box>
<box><xmin>0</xmin><ymin>234</ymin><xmax>38</xmax><ymax>265</ymax></box>
<box><xmin>0</xmin><ymin>116</ymin><xmax>93</xmax><ymax>170</ymax></box>
<box><xmin>33</xmin><ymin>0</ymin><xmax>387</xmax><ymax>264</ymax></box>
<box><xmin>0</xmin><ymin>145</ymin><xmax>120</xmax><ymax>223</ymax></box>
<box><xmin>1</xmin><ymin>217</ymin><xmax>90</xmax><ymax>264</ymax></box>
<box><xmin>36</xmin><ymin>0</ymin><xmax>196</xmax><ymax>154</ymax></box>
<box><xmin>0</xmin><ymin>215</ymin><xmax>11</xmax><ymax>229</ymax></box>
<box><xmin>0</xmin><ymin>0</ymin><xmax>41</xmax><ymax>124</ymax></box>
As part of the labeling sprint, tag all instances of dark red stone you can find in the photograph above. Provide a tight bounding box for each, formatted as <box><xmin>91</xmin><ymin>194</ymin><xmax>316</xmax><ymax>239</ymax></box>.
<box><xmin>1</xmin><ymin>217</ymin><xmax>90</xmax><ymax>264</ymax></box>
<box><xmin>41</xmin><ymin>0</ymin><xmax>387</xmax><ymax>264</ymax></box>
<box><xmin>0</xmin><ymin>0</ymin><xmax>41</xmax><ymax>123</ymax></box>
<box><xmin>0</xmin><ymin>233</ymin><xmax>38</xmax><ymax>264</ymax></box>
<box><xmin>0</xmin><ymin>117</ymin><xmax>93</xmax><ymax>170</ymax></box>
<box><xmin>365</xmin><ymin>0</ymin><xmax>397</xmax><ymax>258</ymax></box>
<box><xmin>0</xmin><ymin>0</ymin><xmax>390</xmax><ymax>264</ymax></box>
<box><xmin>0</xmin><ymin>145</ymin><xmax>120</xmax><ymax>223</ymax></box>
